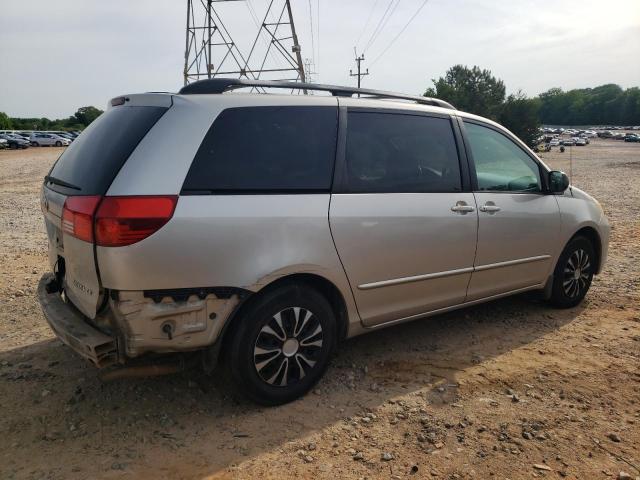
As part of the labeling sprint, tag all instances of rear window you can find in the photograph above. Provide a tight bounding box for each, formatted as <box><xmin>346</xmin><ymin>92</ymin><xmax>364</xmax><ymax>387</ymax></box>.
<box><xmin>182</xmin><ymin>106</ymin><xmax>338</xmax><ymax>193</ymax></box>
<box><xmin>46</xmin><ymin>106</ymin><xmax>167</xmax><ymax>195</ymax></box>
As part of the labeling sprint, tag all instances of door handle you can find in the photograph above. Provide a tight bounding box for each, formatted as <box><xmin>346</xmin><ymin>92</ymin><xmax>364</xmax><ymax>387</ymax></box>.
<box><xmin>479</xmin><ymin>203</ymin><xmax>501</xmax><ymax>213</ymax></box>
<box><xmin>451</xmin><ymin>201</ymin><xmax>475</xmax><ymax>214</ymax></box>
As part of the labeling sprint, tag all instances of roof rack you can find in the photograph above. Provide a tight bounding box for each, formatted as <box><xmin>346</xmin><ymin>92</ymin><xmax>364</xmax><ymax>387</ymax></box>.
<box><xmin>178</xmin><ymin>78</ymin><xmax>455</xmax><ymax>110</ymax></box>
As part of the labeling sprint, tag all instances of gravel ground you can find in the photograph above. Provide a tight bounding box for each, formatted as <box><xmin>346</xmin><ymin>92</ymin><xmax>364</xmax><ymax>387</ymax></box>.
<box><xmin>0</xmin><ymin>141</ymin><xmax>639</xmax><ymax>480</ymax></box>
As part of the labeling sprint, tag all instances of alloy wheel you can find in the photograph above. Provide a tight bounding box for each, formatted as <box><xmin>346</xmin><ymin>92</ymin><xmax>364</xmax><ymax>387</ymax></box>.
<box><xmin>253</xmin><ymin>307</ymin><xmax>323</xmax><ymax>387</ymax></box>
<box><xmin>563</xmin><ymin>248</ymin><xmax>591</xmax><ymax>298</ymax></box>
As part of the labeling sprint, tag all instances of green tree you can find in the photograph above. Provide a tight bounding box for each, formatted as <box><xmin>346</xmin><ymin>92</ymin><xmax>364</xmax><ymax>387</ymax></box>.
<box><xmin>72</xmin><ymin>106</ymin><xmax>103</xmax><ymax>127</ymax></box>
<box><xmin>424</xmin><ymin>65</ymin><xmax>506</xmax><ymax>119</ymax></box>
<box><xmin>498</xmin><ymin>91</ymin><xmax>541</xmax><ymax>147</ymax></box>
<box><xmin>0</xmin><ymin>112</ymin><xmax>12</xmax><ymax>129</ymax></box>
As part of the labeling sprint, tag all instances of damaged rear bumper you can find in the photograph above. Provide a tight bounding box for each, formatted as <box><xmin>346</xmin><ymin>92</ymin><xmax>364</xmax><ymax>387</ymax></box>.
<box><xmin>38</xmin><ymin>273</ymin><xmax>247</xmax><ymax>366</ymax></box>
<box><xmin>37</xmin><ymin>274</ymin><xmax>118</xmax><ymax>368</ymax></box>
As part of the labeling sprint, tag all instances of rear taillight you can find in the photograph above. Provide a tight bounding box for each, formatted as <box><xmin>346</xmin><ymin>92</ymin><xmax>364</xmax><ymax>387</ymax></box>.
<box><xmin>95</xmin><ymin>196</ymin><xmax>178</xmax><ymax>247</ymax></box>
<box><xmin>62</xmin><ymin>196</ymin><xmax>102</xmax><ymax>243</ymax></box>
<box><xmin>61</xmin><ymin>195</ymin><xmax>177</xmax><ymax>247</ymax></box>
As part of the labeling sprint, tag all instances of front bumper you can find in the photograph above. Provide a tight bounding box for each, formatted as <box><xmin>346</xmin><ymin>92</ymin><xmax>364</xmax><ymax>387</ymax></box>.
<box><xmin>37</xmin><ymin>274</ymin><xmax>117</xmax><ymax>368</ymax></box>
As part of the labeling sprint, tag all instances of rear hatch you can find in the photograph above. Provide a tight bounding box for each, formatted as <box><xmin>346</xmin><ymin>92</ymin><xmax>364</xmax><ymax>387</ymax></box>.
<box><xmin>42</xmin><ymin>96</ymin><xmax>171</xmax><ymax>318</ymax></box>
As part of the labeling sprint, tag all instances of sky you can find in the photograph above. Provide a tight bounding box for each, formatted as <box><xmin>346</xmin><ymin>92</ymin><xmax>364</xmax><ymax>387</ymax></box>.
<box><xmin>1</xmin><ymin>0</ymin><xmax>639</xmax><ymax>118</ymax></box>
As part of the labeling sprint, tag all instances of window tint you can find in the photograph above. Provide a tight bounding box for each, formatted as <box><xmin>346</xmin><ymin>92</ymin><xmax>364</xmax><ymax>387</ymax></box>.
<box><xmin>47</xmin><ymin>106</ymin><xmax>167</xmax><ymax>195</ymax></box>
<box><xmin>464</xmin><ymin>122</ymin><xmax>541</xmax><ymax>192</ymax></box>
<box><xmin>182</xmin><ymin>106</ymin><xmax>337</xmax><ymax>192</ymax></box>
<box><xmin>343</xmin><ymin>112</ymin><xmax>461</xmax><ymax>193</ymax></box>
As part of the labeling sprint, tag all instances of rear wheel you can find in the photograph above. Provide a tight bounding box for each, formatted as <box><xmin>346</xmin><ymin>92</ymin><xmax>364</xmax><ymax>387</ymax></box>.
<box><xmin>549</xmin><ymin>236</ymin><xmax>595</xmax><ymax>308</ymax></box>
<box><xmin>31</xmin><ymin>141</ymin><xmax>39</xmax><ymax>147</ymax></box>
<box><xmin>227</xmin><ymin>284</ymin><xmax>336</xmax><ymax>405</ymax></box>
<box><xmin>55</xmin><ymin>141</ymin><xmax>62</xmax><ymax>147</ymax></box>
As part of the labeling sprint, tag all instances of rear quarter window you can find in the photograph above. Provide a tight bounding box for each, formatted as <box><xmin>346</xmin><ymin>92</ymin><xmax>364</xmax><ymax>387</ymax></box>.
<box><xmin>47</xmin><ymin>106</ymin><xmax>168</xmax><ymax>195</ymax></box>
<box><xmin>182</xmin><ymin>106</ymin><xmax>338</xmax><ymax>193</ymax></box>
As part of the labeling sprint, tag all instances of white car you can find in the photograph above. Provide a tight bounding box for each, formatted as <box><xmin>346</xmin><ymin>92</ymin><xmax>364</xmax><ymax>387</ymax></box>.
<box><xmin>30</xmin><ymin>133</ymin><xmax>71</xmax><ymax>147</ymax></box>
<box><xmin>549</xmin><ymin>139</ymin><xmax>560</xmax><ymax>146</ymax></box>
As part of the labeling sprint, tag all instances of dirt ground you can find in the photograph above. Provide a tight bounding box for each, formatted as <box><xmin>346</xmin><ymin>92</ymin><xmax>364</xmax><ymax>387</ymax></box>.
<box><xmin>0</xmin><ymin>140</ymin><xmax>638</xmax><ymax>480</ymax></box>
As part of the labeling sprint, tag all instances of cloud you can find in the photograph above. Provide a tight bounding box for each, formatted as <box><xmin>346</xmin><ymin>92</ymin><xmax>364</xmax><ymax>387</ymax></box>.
<box><xmin>0</xmin><ymin>0</ymin><xmax>638</xmax><ymax>117</ymax></box>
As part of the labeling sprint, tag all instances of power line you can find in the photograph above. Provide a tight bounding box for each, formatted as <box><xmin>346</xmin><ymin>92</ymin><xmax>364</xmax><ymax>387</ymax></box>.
<box><xmin>316</xmin><ymin>0</ymin><xmax>320</xmax><ymax>79</ymax></box>
<box><xmin>355</xmin><ymin>0</ymin><xmax>381</xmax><ymax>49</ymax></box>
<box><xmin>361</xmin><ymin>0</ymin><xmax>395</xmax><ymax>52</ymax></box>
<box><xmin>246</xmin><ymin>0</ymin><xmax>282</xmax><ymax>68</ymax></box>
<box><xmin>370</xmin><ymin>0</ymin><xmax>429</xmax><ymax>66</ymax></box>
<box><xmin>366</xmin><ymin>0</ymin><xmax>401</xmax><ymax>53</ymax></box>
<box><xmin>308</xmin><ymin>0</ymin><xmax>315</xmax><ymax>67</ymax></box>
<box><xmin>363</xmin><ymin>0</ymin><xmax>401</xmax><ymax>54</ymax></box>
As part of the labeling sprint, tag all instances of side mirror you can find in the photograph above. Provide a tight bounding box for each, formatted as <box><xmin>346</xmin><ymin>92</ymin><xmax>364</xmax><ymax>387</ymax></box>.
<box><xmin>549</xmin><ymin>170</ymin><xmax>569</xmax><ymax>193</ymax></box>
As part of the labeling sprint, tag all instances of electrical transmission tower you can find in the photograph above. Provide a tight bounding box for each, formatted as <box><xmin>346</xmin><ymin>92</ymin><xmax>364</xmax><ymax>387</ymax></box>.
<box><xmin>183</xmin><ymin>0</ymin><xmax>307</xmax><ymax>86</ymax></box>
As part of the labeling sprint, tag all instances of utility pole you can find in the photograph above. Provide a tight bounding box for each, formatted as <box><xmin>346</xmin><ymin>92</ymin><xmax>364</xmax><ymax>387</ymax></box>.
<box><xmin>349</xmin><ymin>51</ymin><xmax>369</xmax><ymax>91</ymax></box>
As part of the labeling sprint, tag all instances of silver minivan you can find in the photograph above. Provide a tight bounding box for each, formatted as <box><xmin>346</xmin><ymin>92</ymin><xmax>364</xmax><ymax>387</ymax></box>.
<box><xmin>38</xmin><ymin>79</ymin><xmax>610</xmax><ymax>405</ymax></box>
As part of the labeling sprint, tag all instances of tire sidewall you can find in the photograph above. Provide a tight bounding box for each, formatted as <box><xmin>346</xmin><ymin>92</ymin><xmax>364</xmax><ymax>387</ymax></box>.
<box><xmin>228</xmin><ymin>285</ymin><xmax>336</xmax><ymax>405</ymax></box>
<box><xmin>551</xmin><ymin>236</ymin><xmax>595</xmax><ymax>308</ymax></box>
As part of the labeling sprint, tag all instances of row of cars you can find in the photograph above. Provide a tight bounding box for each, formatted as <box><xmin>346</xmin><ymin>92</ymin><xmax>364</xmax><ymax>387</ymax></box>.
<box><xmin>598</xmin><ymin>131</ymin><xmax>640</xmax><ymax>142</ymax></box>
<box><xmin>0</xmin><ymin>130</ymin><xmax>81</xmax><ymax>150</ymax></box>
<box><xmin>537</xmin><ymin>127</ymin><xmax>640</xmax><ymax>150</ymax></box>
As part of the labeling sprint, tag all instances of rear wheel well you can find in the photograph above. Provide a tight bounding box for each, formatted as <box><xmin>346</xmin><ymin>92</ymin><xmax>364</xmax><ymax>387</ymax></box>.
<box><xmin>216</xmin><ymin>274</ymin><xmax>349</xmax><ymax>366</ymax></box>
<box><xmin>570</xmin><ymin>227</ymin><xmax>602</xmax><ymax>273</ymax></box>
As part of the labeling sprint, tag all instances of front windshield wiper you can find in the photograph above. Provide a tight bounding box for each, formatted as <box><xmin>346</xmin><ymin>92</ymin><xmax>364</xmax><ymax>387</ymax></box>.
<box><xmin>44</xmin><ymin>175</ymin><xmax>82</xmax><ymax>191</ymax></box>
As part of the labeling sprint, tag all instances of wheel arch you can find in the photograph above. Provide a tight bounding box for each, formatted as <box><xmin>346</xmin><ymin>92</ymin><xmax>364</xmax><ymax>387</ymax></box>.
<box><xmin>569</xmin><ymin>226</ymin><xmax>602</xmax><ymax>274</ymax></box>
<box><xmin>213</xmin><ymin>273</ymin><xmax>349</xmax><ymax>368</ymax></box>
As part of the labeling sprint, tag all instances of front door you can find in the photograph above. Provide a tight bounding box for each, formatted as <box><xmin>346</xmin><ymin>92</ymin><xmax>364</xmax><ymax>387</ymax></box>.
<box><xmin>462</xmin><ymin>120</ymin><xmax>561</xmax><ymax>301</ymax></box>
<box><xmin>330</xmin><ymin>110</ymin><xmax>478</xmax><ymax>326</ymax></box>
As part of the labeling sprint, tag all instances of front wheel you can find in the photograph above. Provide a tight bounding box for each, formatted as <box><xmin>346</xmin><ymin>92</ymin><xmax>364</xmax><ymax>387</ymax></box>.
<box><xmin>31</xmin><ymin>141</ymin><xmax>39</xmax><ymax>147</ymax></box>
<box><xmin>227</xmin><ymin>284</ymin><xmax>336</xmax><ymax>405</ymax></box>
<box><xmin>548</xmin><ymin>236</ymin><xmax>595</xmax><ymax>308</ymax></box>
<box><xmin>55</xmin><ymin>141</ymin><xmax>62</xmax><ymax>147</ymax></box>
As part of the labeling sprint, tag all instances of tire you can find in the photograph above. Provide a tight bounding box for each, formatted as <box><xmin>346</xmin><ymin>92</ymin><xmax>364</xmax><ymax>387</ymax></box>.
<box><xmin>55</xmin><ymin>141</ymin><xmax>62</xmax><ymax>147</ymax></box>
<box><xmin>548</xmin><ymin>236</ymin><xmax>596</xmax><ymax>308</ymax></box>
<box><xmin>10</xmin><ymin>143</ymin><xmax>17</xmax><ymax>150</ymax></box>
<box><xmin>31</xmin><ymin>141</ymin><xmax>39</xmax><ymax>147</ymax></box>
<box><xmin>227</xmin><ymin>284</ymin><xmax>336</xmax><ymax>406</ymax></box>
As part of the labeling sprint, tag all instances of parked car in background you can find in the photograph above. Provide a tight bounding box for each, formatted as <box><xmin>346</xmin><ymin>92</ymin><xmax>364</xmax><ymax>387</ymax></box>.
<box><xmin>0</xmin><ymin>133</ymin><xmax>30</xmax><ymax>149</ymax></box>
<box><xmin>46</xmin><ymin>131</ymin><xmax>74</xmax><ymax>141</ymax></box>
<box><xmin>575</xmin><ymin>138</ymin><xmax>587</xmax><ymax>146</ymax></box>
<box><xmin>549</xmin><ymin>139</ymin><xmax>560</xmax><ymax>147</ymax></box>
<box><xmin>0</xmin><ymin>138</ymin><xmax>7</xmax><ymax>149</ymax></box>
<box><xmin>624</xmin><ymin>134</ymin><xmax>640</xmax><ymax>143</ymax></box>
<box><xmin>30</xmin><ymin>133</ymin><xmax>71</xmax><ymax>147</ymax></box>
<box><xmin>561</xmin><ymin>139</ymin><xmax>576</xmax><ymax>146</ymax></box>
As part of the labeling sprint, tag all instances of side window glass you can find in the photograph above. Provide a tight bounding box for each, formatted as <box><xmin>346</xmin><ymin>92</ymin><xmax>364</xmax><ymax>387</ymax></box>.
<box><xmin>344</xmin><ymin>112</ymin><xmax>461</xmax><ymax>193</ymax></box>
<box><xmin>183</xmin><ymin>106</ymin><xmax>337</xmax><ymax>192</ymax></box>
<box><xmin>464</xmin><ymin>122</ymin><xmax>541</xmax><ymax>192</ymax></box>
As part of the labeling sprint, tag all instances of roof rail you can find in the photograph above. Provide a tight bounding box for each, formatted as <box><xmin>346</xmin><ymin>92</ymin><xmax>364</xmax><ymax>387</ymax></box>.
<box><xmin>178</xmin><ymin>78</ymin><xmax>455</xmax><ymax>110</ymax></box>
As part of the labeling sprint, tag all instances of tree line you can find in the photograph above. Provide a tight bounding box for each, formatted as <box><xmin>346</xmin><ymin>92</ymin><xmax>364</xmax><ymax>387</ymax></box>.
<box><xmin>0</xmin><ymin>106</ymin><xmax>103</xmax><ymax>131</ymax></box>
<box><xmin>424</xmin><ymin>65</ymin><xmax>640</xmax><ymax>146</ymax></box>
